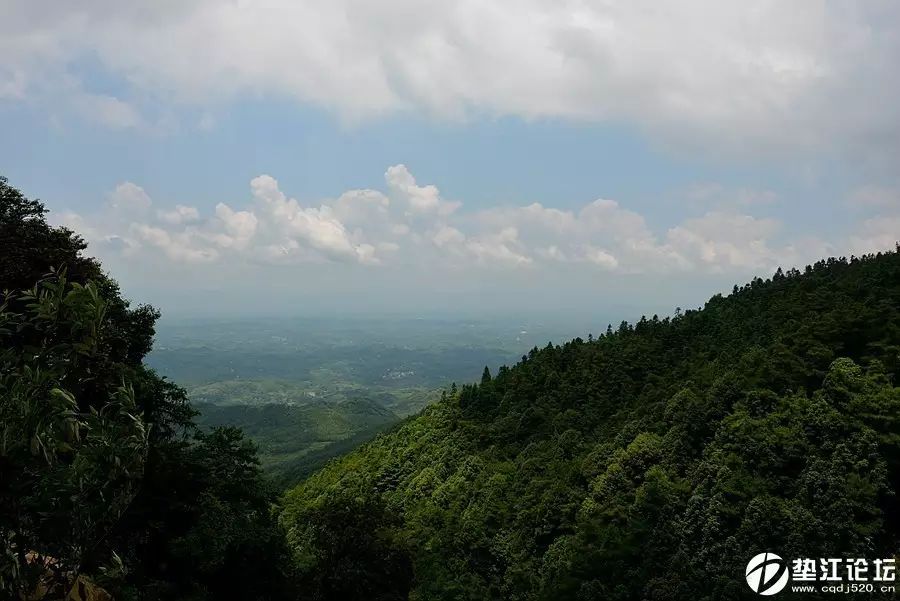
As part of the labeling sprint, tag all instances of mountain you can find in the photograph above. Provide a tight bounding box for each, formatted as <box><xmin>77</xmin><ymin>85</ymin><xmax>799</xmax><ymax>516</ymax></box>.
<box><xmin>280</xmin><ymin>249</ymin><xmax>900</xmax><ymax>600</ymax></box>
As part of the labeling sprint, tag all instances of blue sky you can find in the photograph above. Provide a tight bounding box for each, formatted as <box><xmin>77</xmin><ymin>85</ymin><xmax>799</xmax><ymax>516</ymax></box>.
<box><xmin>1</xmin><ymin>1</ymin><xmax>898</xmax><ymax>320</ymax></box>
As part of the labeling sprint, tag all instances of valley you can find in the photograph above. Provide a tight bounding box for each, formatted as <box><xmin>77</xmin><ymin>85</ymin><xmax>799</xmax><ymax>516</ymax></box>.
<box><xmin>147</xmin><ymin>316</ymin><xmax>590</xmax><ymax>484</ymax></box>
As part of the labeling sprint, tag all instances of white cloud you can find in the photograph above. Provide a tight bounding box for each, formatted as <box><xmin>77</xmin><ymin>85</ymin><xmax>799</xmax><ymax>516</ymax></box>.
<box><xmin>130</xmin><ymin>224</ymin><xmax>218</xmax><ymax>263</ymax></box>
<box><xmin>7</xmin><ymin>2</ymin><xmax>897</xmax><ymax>155</ymax></box>
<box><xmin>249</xmin><ymin>174</ymin><xmax>286</xmax><ymax>205</ymax></box>
<box><xmin>665</xmin><ymin>212</ymin><xmax>782</xmax><ymax>271</ymax></box>
<box><xmin>385</xmin><ymin>164</ymin><xmax>459</xmax><ymax>216</ymax></box>
<box><xmin>465</xmin><ymin>227</ymin><xmax>532</xmax><ymax>266</ymax></box>
<box><xmin>249</xmin><ymin>174</ymin><xmax>379</xmax><ymax>263</ymax></box>
<box><xmin>158</xmin><ymin>205</ymin><xmax>200</xmax><ymax>225</ymax></box>
<box><xmin>581</xmin><ymin>246</ymin><xmax>619</xmax><ymax>270</ymax></box>
<box><xmin>210</xmin><ymin>203</ymin><xmax>257</xmax><ymax>249</ymax></box>
<box><xmin>109</xmin><ymin>182</ymin><xmax>152</xmax><ymax>213</ymax></box>
<box><xmin>432</xmin><ymin>224</ymin><xmax>531</xmax><ymax>266</ymax></box>
<box><xmin>332</xmin><ymin>189</ymin><xmax>390</xmax><ymax>221</ymax></box>
<box><xmin>849</xmin><ymin>216</ymin><xmax>900</xmax><ymax>256</ymax></box>
<box><xmin>50</xmin><ymin>210</ymin><xmax>92</xmax><ymax>236</ymax></box>
<box><xmin>45</xmin><ymin>164</ymin><xmax>899</xmax><ymax>277</ymax></box>
<box><xmin>469</xmin><ymin>199</ymin><xmax>676</xmax><ymax>272</ymax></box>
<box><xmin>72</xmin><ymin>93</ymin><xmax>144</xmax><ymax>130</ymax></box>
<box><xmin>432</xmin><ymin>225</ymin><xmax>466</xmax><ymax>250</ymax></box>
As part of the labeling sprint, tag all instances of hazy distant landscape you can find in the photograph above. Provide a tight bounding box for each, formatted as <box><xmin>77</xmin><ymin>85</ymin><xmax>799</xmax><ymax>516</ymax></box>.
<box><xmin>147</xmin><ymin>316</ymin><xmax>590</xmax><ymax>481</ymax></box>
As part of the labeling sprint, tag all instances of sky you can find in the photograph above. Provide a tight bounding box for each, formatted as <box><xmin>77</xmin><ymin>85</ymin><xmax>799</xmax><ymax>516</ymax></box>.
<box><xmin>1</xmin><ymin>1</ymin><xmax>899</xmax><ymax>322</ymax></box>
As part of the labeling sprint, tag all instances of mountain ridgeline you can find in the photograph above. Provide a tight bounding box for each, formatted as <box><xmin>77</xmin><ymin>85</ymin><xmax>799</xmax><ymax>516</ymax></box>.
<box><xmin>280</xmin><ymin>250</ymin><xmax>900</xmax><ymax>600</ymax></box>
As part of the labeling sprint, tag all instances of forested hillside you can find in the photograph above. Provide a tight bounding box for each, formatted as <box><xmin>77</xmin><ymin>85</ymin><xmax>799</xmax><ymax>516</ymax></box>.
<box><xmin>195</xmin><ymin>398</ymin><xmax>399</xmax><ymax>485</ymax></box>
<box><xmin>281</xmin><ymin>249</ymin><xmax>900</xmax><ymax>600</ymax></box>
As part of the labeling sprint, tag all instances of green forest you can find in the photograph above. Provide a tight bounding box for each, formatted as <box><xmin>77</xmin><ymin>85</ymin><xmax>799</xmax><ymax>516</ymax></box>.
<box><xmin>2</xmin><ymin>173</ymin><xmax>900</xmax><ymax>599</ymax></box>
<box><xmin>280</xmin><ymin>244</ymin><xmax>900</xmax><ymax>599</ymax></box>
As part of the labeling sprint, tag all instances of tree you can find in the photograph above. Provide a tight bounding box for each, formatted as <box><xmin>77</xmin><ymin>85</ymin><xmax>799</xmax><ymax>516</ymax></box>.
<box><xmin>0</xmin><ymin>274</ymin><xmax>149</xmax><ymax>598</ymax></box>
<box><xmin>0</xmin><ymin>177</ymin><xmax>101</xmax><ymax>292</ymax></box>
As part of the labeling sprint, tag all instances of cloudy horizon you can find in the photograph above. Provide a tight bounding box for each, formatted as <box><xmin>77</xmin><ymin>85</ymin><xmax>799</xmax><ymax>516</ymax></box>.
<box><xmin>3</xmin><ymin>1</ymin><xmax>898</xmax><ymax>319</ymax></box>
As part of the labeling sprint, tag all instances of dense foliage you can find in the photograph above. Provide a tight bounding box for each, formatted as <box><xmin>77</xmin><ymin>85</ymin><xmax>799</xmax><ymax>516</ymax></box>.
<box><xmin>0</xmin><ymin>274</ymin><xmax>149</xmax><ymax>598</ymax></box>
<box><xmin>282</xmin><ymin>249</ymin><xmax>900</xmax><ymax>600</ymax></box>
<box><xmin>0</xmin><ymin>177</ymin><xmax>293</xmax><ymax>599</ymax></box>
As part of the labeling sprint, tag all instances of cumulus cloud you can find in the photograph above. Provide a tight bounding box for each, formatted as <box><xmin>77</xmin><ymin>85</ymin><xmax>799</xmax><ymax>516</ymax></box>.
<box><xmin>665</xmin><ymin>212</ymin><xmax>782</xmax><ymax>271</ymax></box>
<box><xmin>47</xmin><ymin>164</ymin><xmax>898</xmax><ymax>276</ymax></box>
<box><xmin>332</xmin><ymin>189</ymin><xmax>390</xmax><ymax>222</ymax></box>
<box><xmin>249</xmin><ymin>174</ymin><xmax>378</xmax><ymax>263</ymax></box>
<box><xmin>432</xmin><ymin>225</ymin><xmax>466</xmax><ymax>250</ymax></box>
<box><xmin>581</xmin><ymin>247</ymin><xmax>619</xmax><ymax>270</ymax></box>
<box><xmin>210</xmin><ymin>203</ymin><xmax>257</xmax><ymax>250</ymax></box>
<box><xmin>158</xmin><ymin>205</ymin><xmax>200</xmax><ymax>225</ymax></box>
<box><xmin>131</xmin><ymin>223</ymin><xmax>218</xmax><ymax>263</ymax></box>
<box><xmin>432</xmin><ymin>226</ymin><xmax>532</xmax><ymax>266</ymax></box>
<box><xmin>109</xmin><ymin>182</ymin><xmax>152</xmax><ymax>213</ymax></box>
<box><xmin>386</xmin><ymin>165</ymin><xmax>460</xmax><ymax>216</ymax></box>
<box><xmin>5</xmin><ymin>2</ymin><xmax>899</xmax><ymax>155</ymax></box>
<box><xmin>468</xmin><ymin>199</ymin><xmax>676</xmax><ymax>272</ymax></box>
